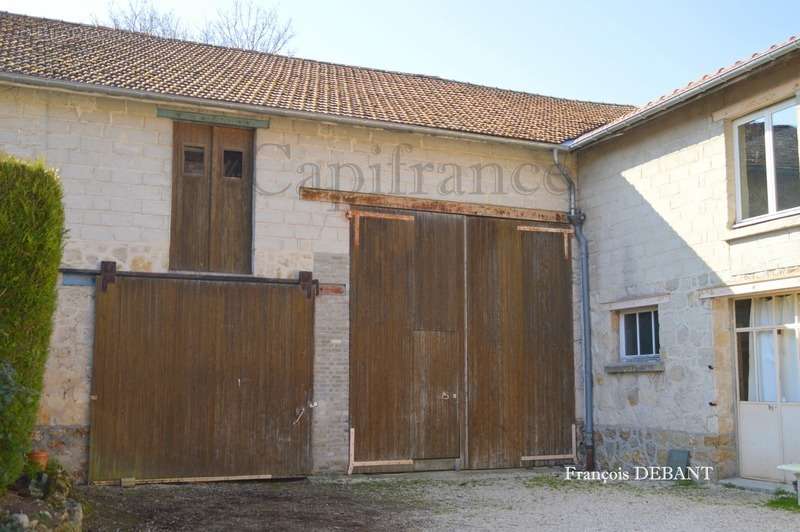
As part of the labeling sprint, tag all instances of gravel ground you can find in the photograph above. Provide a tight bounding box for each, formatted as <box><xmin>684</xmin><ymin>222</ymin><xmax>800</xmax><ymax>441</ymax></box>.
<box><xmin>76</xmin><ymin>469</ymin><xmax>799</xmax><ymax>531</ymax></box>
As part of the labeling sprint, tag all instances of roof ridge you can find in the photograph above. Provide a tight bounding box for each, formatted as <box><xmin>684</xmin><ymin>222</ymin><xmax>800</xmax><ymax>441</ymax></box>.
<box><xmin>572</xmin><ymin>33</ymin><xmax>800</xmax><ymax>147</ymax></box>
<box><xmin>1</xmin><ymin>10</ymin><xmax>634</xmax><ymax>109</ymax></box>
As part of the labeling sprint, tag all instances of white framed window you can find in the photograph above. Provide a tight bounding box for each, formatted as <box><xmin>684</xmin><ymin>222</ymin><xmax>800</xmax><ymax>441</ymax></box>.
<box><xmin>733</xmin><ymin>98</ymin><xmax>800</xmax><ymax>223</ymax></box>
<box><xmin>619</xmin><ymin>307</ymin><xmax>660</xmax><ymax>360</ymax></box>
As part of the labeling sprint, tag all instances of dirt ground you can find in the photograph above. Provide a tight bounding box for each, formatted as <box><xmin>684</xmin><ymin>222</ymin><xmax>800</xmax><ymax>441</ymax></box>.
<box><xmin>75</xmin><ymin>469</ymin><xmax>799</xmax><ymax>531</ymax></box>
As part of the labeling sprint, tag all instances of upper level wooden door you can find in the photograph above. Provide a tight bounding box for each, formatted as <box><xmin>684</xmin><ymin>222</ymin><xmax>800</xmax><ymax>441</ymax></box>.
<box><xmin>170</xmin><ymin>122</ymin><xmax>253</xmax><ymax>273</ymax></box>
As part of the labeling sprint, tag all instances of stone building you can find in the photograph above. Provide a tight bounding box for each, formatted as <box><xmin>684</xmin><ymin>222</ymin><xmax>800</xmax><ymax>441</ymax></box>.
<box><xmin>0</xmin><ymin>12</ymin><xmax>797</xmax><ymax>484</ymax></box>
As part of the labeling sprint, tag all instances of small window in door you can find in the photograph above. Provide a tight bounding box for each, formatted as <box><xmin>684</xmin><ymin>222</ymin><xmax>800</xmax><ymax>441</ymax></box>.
<box><xmin>223</xmin><ymin>150</ymin><xmax>243</xmax><ymax>178</ymax></box>
<box><xmin>183</xmin><ymin>146</ymin><xmax>205</xmax><ymax>176</ymax></box>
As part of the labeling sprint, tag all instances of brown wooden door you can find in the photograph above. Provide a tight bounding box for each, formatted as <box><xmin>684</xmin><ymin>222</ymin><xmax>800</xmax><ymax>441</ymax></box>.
<box><xmin>89</xmin><ymin>275</ymin><xmax>314</xmax><ymax>482</ymax></box>
<box><xmin>349</xmin><ymin>210</ymin><xmax>415</xmax><ymax>462</ymax></box>
<box><xmin>210</xmin><ymin>126</ymin><xmax>253</xmax><ymax>273</ymax></box>
<box><xmin>350</xmin><ymin>209</ymin><xmax>463</xmax><ymax>464</ymax></box>
<box><xmin>170</xmin><ymin>123</ymin><xmax>212</xmax><ymax>271</ymax></box>
<box><xmin>170</xmin><ymin>122</ymin><xmax>253</xmax><ymax>274</ymax></box>
<box><xmin>412</xmin><ymin>212</ymin><xmax>463</xmax><ymax>460</ymax></box>
<box><xmin>465</xmin><ymin>218</ymin><xmax>575</xmax><ymax>469</ymax></box>
<box><xmin>350</xmin><ymin>210</ymin><xmax>574</xmax><ymax>470</ymax></box>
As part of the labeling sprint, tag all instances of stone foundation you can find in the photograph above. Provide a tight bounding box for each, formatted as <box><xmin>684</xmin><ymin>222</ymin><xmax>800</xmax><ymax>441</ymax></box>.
<box><xmin>31</xmin><ymin>425</ymin><xmax>90</xmax><ymax>482</ymax></box>
<box><xmin>595</xmin><ymin>425</ymin><xmax>737</xmax><ymax>480</ymax></box>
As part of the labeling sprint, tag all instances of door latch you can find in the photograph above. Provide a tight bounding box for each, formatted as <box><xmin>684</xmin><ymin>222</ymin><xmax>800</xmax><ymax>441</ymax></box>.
<box><xmin>293</xmin><ymin>407</ymin><xmax>306</xmax><ymax>425</ymax></box>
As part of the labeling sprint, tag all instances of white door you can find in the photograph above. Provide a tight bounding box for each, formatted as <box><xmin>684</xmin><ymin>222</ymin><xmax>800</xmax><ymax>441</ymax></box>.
<box><xmin>739</xmin><ymin>403</ymin><xmax>782</xmax><ymax>480</ymax></box>
<box><xmin>735</xmin><ymin>294</ymin><xmax>800</xmax><ymax>483</ymax></box>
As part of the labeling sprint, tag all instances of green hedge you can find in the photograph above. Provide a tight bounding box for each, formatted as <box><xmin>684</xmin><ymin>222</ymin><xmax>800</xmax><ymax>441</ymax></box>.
<box><xmin>0</xmin><ymin>156</ymin><xmax>64</xmax><ymax>489</ymax></box>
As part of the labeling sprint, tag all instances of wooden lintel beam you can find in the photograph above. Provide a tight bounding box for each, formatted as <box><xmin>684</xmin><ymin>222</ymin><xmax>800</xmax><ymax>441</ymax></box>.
<box><xmin>299</xmin><ymin>187</ymin><xmax>569</xmax><ymax>224</ymax></box>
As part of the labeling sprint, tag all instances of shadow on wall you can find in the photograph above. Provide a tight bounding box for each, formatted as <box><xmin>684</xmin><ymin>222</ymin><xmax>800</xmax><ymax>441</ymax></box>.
<box><xmin>576</xmin><ymin>61</ymin><xmax>800</xmax><ymax>479</ymax></box>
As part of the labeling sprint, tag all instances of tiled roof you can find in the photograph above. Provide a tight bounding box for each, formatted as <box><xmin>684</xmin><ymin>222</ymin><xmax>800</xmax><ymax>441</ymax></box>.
<box><xmin>573</xmin><ymin>34</ymin><xmax>800</xmax><ymax>147</ymax></box>
<box><xmin>0</xmin><ymin>11</ymin><xmax>634</xmax><ymax>145</ymax></box>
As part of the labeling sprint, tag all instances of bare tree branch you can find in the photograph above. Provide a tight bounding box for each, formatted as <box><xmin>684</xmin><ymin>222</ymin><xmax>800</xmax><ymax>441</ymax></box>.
<box><xmin>94</xmin><ymin>0</ymin><xmax>187</xmax><ymax>39</ymax></box>
<box><xmin>95</xmin><ymin>0</ymin><xmax>294</xmax><ymax>54</ymax></box>
<box><xmin>202</xmin><ymin>0</ymin><xmax>294</xmax><ymax>54</ymax></box>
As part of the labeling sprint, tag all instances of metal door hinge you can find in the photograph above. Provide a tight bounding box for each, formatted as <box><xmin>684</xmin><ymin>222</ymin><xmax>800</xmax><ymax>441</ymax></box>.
<box><xmin>99</xmin><ymin>261</ymin><xmax>117</xmax><ymax>292</ymax></box>
<box><xmin>298</xmin><ymin>271</ymin><xmax>319</xmax><ymax>299</ymax></box>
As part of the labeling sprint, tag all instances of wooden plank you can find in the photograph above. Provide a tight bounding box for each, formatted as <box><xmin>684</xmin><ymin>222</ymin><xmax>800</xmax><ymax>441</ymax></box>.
<box><xmin>519</xmin><ymin>228</ymin><xmax>575</xmax><ymax>462</ymax></box>
<box><xmin>413</xmin><ymin>212</ymin><xmax>464</xmax><ymax>332</ymax></box>
<box><xmin>169</xmin><ymin>122</ymin><xmax>212</xmax><ymax>271</ymax></box>
<box><xmin>411</xmin><ymin>212</ymin><xmax>463</xmax><ymax>460</ymax></box>
<box><xmin>466</xmin><ymin>217</ymin><xmax>575</xmax><ymax>469</ymax></box>
<box><xmin>157</xmin><ymin>108</ymin><xmax>271</xmax><ymax>129</ymax></box>
<box><xmin>349</xmin><ymin>209</ymin><xmax>415</xmax><ymax>462</ymax></box>
<box><xmin>92</xmin><ymin>475</ymin><xmax>274</xmax><ymax>486</ymax></box>
<box><xmin>209</xmin><ymin>126</ymin><xmax>253</xmax><ymax>273</ymax></box>
<box><xmin>90</xmin><ymin>276</ymin><xmax>314</xmax><ymax>482</ymax></box>
<box><xmin>300</xmin><ymin>186</ymin><xmax>569</xmax><ymax>224</ymax></box>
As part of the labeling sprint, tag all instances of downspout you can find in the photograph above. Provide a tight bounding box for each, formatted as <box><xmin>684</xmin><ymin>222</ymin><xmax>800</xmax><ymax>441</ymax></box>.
<box><xmin>552</xmin><ymin>149</ymin><xmax>595</xmax><ymax>471</ymax></box>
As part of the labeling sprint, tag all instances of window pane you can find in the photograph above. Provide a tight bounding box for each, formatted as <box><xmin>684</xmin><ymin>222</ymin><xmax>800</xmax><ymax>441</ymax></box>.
<box><xmin>753</xmin><ymin>296</ymin><xmax>774</xmax><ymax>327</ymax></box>
<box><xmin>773</xmin><ymin>105</ymin><xmax>800</xmax><ymax>211</ymax></box>
<box><xmin>737</xmin><ymin>332</ymin><xmax>750</xmax><ymax>401</ymax></box>
<box><xmin>638</xmin><ymin>311</ymin><xmax>654</xmax><ymax>355</ymax></box>
<box><xmin>223</xmin><ymin>150</ymin><xmax>243</xmax><ymax>178</ymax></box>
<box><xmin>756</xmin><ymin>331</ymin><xmax>777</xmax><ymax>402</ymax></box>
<box><xmin>735</xmin><ymin>299</ymin><xmax>752</xmax><ymax>328</ymax></box>
<box><xmin>624</xmin><ymin>313</ymin><xmax>638</xmax><ymax>356</ymax></box>
<box><xmin>775</xmin><ymin>294</ymin><xmax>795</xmax><ymax>325</ymax></box>
<box><xmin>780</xmin><ymin>329</ymin><xmax>800</xmax><ymax>403</ymax></box>
<box><xmin>183</xmin><ymin>146</ymin><xmax>205</xmax><ymax>176</ymax></box>
<box><xmin>653</xmin><ymin>310</ymin><xmax>660</xmax><ymax>354</ymax></box>
<box><xmin>738</xmin><ymin>118</ymin><xmax>769</xmax><ymax>218</ymax></box>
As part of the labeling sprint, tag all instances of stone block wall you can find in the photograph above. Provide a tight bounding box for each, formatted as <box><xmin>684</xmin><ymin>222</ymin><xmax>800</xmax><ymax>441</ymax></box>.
<box><xmin>578</xmin><ymin>55</ymin><xmax>800</xmax><ymax>478</ymax></box>
<box><xmin>1</xmin><ymin>83</ymin><xmax>573</xmax><ymax>479</ymax></box>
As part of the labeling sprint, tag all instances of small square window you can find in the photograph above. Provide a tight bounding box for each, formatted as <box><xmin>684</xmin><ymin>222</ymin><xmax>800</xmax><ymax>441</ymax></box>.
<box><xmin>620</xmin><ymin>307</ymin><xmax>660</xmax><ymax>359</ymax></box>
<box><xmin>183</xmin><ymin>146</ymin><xmax>205</xmax><ymax>176</ymax></box>
<box><xmin>223</xmin><ymin>150</ymin><xmax>243</xmax><ymax>178</ymax></box>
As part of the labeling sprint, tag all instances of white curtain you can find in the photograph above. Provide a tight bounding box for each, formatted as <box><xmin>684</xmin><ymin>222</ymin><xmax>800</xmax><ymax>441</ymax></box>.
<box><xmin>749</xmin><ymin>295</ymin><xmax>800</xmax><ymax>403</ymax></box>
<box><xmin>751</xmin><ymin>298</ymin><xmax>777</xmax><ymax>402</ymax></box>
<box><xmin>777</xmin><ymin>295</ymin><xmax>800</xmax><ymax>403</ymax></box>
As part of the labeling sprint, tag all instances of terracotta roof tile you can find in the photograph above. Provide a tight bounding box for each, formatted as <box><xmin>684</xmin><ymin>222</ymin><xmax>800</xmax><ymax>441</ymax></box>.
<box><xmin>0</xmin><ymin>12</ymin><xmax>634</xmax><ymax>144</ymax></box>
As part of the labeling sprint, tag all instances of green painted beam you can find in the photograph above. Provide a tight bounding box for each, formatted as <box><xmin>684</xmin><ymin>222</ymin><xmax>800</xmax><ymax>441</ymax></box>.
<box><xmin>157</xmin><ymin>108</ymin><xmax>270</xmax><ymax>129</ymax></box>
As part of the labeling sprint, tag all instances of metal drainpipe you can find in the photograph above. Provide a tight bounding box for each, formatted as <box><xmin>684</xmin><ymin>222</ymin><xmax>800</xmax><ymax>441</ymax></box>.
<box><xmin>552</xmin><ymin>149</ymin><xmax>595</xmax><ymax>471</ymax></box>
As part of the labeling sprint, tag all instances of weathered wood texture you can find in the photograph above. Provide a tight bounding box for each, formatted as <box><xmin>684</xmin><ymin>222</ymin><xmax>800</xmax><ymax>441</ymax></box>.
<box><xmin>170</xmin><ymin>122</ymin><xmax>253</xmax><ymax>273</ymax></box>
<box><xmin>350</xmin><ymin>210</ymin><xmax>574</xmax><ymax>470</ymax></box>
<box><xmin>89</xmin><ymin>276</ymin><xmax>314</xmax><ymax>482</ymax></box>
<box><xmin>466</xmin><ymin>218</ymin><xmax>575</xmax><ymax>469</ymax></box>
<box><xmin>170</xmin><ymin>122</ymin><xmax>211</xmax><ymax>271</ymax></box>
<box><xmin>350</xmin><ymin>209</ymin><xmax>464</xmax><ymax>463</ymax></box>
<box><xmin>350</xmin><ymin>210</ymin><xmax>415</xmax><ymax>461</ymax></box>
<box><xmin>300</xmin><ymin>186</ymin><xmax>569</xmax><ymax>224</ymax></box>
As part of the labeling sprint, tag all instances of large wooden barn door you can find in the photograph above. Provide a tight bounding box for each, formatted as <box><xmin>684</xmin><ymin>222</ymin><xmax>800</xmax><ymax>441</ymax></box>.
<box><xmin>349</xmin><ymin>209</ymin><xmax>464</xmax><ymax>466</ymax></box>
<box><xmin>89</xmin><ymin>274</ymin><xmax>314</xmax><ymax>483</ymax></box>
<box><xmin>349</xmin><ymin>209</ymin><xmax>575</xmax><ymax>471</ymax></box>
<box><xmin>466</xmin><ymin>218</ymin><xmax>575</xmax><ymax>469</ymax></box>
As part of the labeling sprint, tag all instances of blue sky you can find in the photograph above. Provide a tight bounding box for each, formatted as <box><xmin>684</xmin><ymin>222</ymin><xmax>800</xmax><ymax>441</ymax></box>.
<box><xmin>5</xmin><ymin>0</ymin><xmax>800</xmax><ymax>105</ymax></box>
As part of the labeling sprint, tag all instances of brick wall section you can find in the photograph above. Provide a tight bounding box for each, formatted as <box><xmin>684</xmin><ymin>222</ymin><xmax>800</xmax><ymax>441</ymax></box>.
<box><xmin>311</xmin><ymin>252</ymin><xmax>350</xmax><ymax>472</ymax></box>
<box><xmin>578</xmin><ymin>55</ymin><xmax>800</xmax><ymax>477</ymax></box>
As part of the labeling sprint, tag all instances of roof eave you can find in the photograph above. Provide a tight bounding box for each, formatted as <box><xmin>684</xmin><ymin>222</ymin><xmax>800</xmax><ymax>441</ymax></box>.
<box><xmin>0</xmin><ymin>71</ymin><xmax>570</xmax><ymax>152</ymax></box>
<box><xmin>570</xmin><ymin>39</ymin><xmax>800</xmax><ymax>151</ymax></box>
